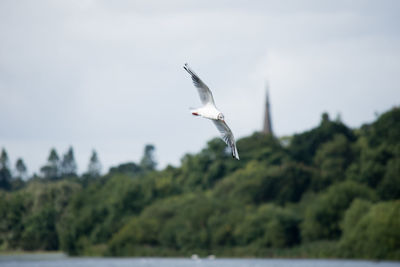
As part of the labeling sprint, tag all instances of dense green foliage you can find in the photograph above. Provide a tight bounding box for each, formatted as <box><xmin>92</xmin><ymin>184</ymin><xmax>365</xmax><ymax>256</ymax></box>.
<box><xmin>0</xmin><ymin>180</ymin><xmax>81</xmax><ymax>250</ymax></box>
<box><xmin>0</xmin><ymin>107</ymin><xmax>399</xmax><ymax>260</ymax></box>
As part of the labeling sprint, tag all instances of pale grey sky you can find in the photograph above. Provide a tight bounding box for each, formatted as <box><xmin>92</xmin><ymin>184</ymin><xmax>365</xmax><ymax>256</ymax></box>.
<box><xmin>1</xmin><ymin>0</ymin><xmax>399</xmax><ymax>175</ymax></box>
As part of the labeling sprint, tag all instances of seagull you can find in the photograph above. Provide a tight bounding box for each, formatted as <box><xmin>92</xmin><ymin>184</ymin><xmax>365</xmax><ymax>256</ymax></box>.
<box><xmin>183</xmin><ymin>63</ymin><xmax>239</xmax><ymax>160</ymax></box>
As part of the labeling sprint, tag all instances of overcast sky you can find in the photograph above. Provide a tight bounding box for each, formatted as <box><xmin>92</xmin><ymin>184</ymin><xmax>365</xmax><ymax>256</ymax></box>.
<box><xmin>1</xmin><ymin>0</ymin><xmax>399</xmax><ymax>175</ymax></box>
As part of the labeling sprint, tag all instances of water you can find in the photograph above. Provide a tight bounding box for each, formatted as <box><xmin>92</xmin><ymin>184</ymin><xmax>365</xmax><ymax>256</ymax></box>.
<box><xmin>0</xmin><ymin>253</ymin><xmax>399</xmax><ymax>267</ymax></box>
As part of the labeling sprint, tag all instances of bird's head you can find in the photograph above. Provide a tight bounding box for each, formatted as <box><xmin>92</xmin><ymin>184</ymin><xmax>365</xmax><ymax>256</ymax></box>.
<box><xmin>217</xmin><ymin>113</ymin><xmax>225</xmax><ymax>121</ymax></box>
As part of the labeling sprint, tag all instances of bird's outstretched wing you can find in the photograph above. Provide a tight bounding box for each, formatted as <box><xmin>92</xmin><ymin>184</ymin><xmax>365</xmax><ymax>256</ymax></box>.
<box><xmin>183</xmin><ymin>63</ymin><xmax>215</xmax><ymax>106</ymax></box>
<box><xmin>213</xmin><ymin>120</ymin><xmax>239</xmax><ymax>160</ymax></box>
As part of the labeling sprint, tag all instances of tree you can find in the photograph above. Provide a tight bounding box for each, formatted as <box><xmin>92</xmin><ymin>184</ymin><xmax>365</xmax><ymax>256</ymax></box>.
<box><xmin>301</xmin><ymin>181</ymin><xmax>377</xmax><ymax>241</ymax></box>
<box><xmin>0</xmin><ymin>148</ymin><xmax>12</xmax><ymax>190</ymax></box>
<box><xmin>347</xmin><ymin>108</ymin><xmax>400</xmax><ymax>188</ymax></box>
<box><xmin>140</xmin><ymin>144</ymin><xmax>157</xmax><ymax>171</ymax></box>
<box><xmin>109</xmin><ymin>162</ymin><xmax>142</xmax><ymax>176</ymax></box>
<box><xmin>233</xmin><ymin>204</ymin><xmax>300</xmax><ymax>248</ymax></box>
<box><xmin>367</xmin><ymin>107</ymin><xmax>400</xmax><ymax>148</ymax></box>
<box><xmin>0</xmin><ymin>148</ymin><xmax>10</xmax><ymax>170</ymax></box>
<box><xmin>61</xmin><ymin>147</ymin><xmax>77</xmax><ymax>177</ymax></box>
<box><xmin>21</xmin><ymin>205</ymin><xmax>58</xmax><ymax>250</ymax></box>
<box><xmin>15</xmin><ymin>158</ymin><xmax>28</xmax><ymax>180</ymax></box>
<box><xmin>313</xmin><ymin>134</ymin><xmax>353</xmax><ymax>190</ymax></box>
<box><xmin>339</xmin><ymin>200</ymin><xmax>400</xmax><ymax>259</ymax></box>
<box><xmin>377</xmin><ymin>156</ymin><xmax>400</xmax><ymax>200</ymax></box>
<box><xmin>40</xmin><ymin>148</ymin><xmax>60</xmax><ymax>180</ymax></box>
<box><xmin>289</xmin><ymin>113</ymin><xmax>355</xmax><ymax>164</ymax></box>
<box><xmin>87</xmin><ymin>150</ymin><xmax>102</xmax><ymax>177</ymax></box>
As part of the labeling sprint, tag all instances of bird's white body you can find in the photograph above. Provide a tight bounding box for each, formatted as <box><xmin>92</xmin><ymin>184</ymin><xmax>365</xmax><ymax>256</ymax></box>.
<box><xmin>184</xmin><ymin>63</ymin><xmax>239</xmax><ymax>160</ymax></box>
<box><xmin>190</xmin><ymin>104</ymin><xmax>220</xmax><ymax>120</ymax></box>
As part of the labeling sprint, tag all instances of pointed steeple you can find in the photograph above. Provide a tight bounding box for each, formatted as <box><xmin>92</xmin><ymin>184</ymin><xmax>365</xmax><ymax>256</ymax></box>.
<box><xmin>263</xmin><ymin>82</ymin><xmax>273</xmax><ymax>135</ymax></box>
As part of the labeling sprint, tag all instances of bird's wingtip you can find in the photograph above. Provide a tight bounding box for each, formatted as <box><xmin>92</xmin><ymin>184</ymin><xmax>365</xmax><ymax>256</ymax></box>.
<box><xmin>183</xmin><ymin>63</ymin><xmax>195</xmax><ymax>77</ymax></box>
<box><xmin>183</xmin><ymin>63</ymin><xmax>190</xmax><ymax>73</ymax></box>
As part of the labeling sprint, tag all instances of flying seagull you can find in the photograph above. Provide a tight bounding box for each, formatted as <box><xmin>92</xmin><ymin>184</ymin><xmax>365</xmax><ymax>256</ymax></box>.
<box><xmin>183</xmin><ymin>63</ymin><xmax>239</xmax><ymax>160</ymax></box>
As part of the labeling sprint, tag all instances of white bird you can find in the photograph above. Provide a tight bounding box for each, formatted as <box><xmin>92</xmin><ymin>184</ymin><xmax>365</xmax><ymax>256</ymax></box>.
<box><xmin>183</xmin><ymin>63</ymin><xmax>239</xmax><ymax>160</ymax></box>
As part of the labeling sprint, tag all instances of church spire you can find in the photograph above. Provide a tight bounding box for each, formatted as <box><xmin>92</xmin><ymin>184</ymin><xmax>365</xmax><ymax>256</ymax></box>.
<box><xmin>263</xmin><ymin>82</ymin><xmax>273</xmax><ymax>135</ymax></box>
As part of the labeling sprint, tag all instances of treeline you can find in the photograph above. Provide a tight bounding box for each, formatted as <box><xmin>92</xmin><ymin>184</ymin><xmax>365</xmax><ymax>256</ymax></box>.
<box><xmin>0</xmin><ymin>146</ymin><xmax>98</xmax><ymax>190</ymax></box>
<box><xmin>0</xmin><ymin>144</ymin><xmax>157</xmax><ymax>190</ymax></box>
<box><xmin>0</xmin><ymin>108</ymin><xmax>399</xmax><ymax>260</ymax></box>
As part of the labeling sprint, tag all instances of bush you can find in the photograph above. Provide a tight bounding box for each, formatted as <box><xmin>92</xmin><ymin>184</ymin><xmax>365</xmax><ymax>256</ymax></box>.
<box><xmin>213</xmin><ymin>161</ymin><xmax>312</xmax><ymax>205</ymax></box>
<box><xmin>339</xmin><ymin>200</ymin><xmax>400</xmax><ymax>260</ymax></box>
<box><xmin>313</xmin><ymin>134</ymin><xmax>353</xmax><ymax>189</ymax></box>
<box><xmin>301</xmin><ymin>181</ymin><xmax>376</xmax><ymax>241</ymax></box>
<box><xmin>234</xmin><ymin>204</ymin><xmax>300</xmax><ymax>248</ymax></box>
<box><xmin>21</xmin><ymin>205</ymin><xmax>58</xmax><ymax>250</ymax></box>
<box><xmin>377</xmin><ymin>156</ymin><xmax>400</xmax><ymax>200</ymax></box>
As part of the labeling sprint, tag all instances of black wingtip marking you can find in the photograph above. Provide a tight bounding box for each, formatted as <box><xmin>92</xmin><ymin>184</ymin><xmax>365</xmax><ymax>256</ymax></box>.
<box><xmin>231</xmin><ymin>150</ymin><xmax>240</xmax><ymax>160</ymax></box>
<box><xmin>183</xmin><ymin>63</ymin><xmax>201</xmax><ymax>85</ymax></box>
<box><xmin>183</xmin><ymin>63</ymin><xmax>192</xmax><ymax>76</ymax></box>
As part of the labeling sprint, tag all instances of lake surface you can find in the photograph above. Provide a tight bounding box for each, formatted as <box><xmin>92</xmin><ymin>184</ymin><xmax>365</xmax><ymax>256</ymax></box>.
<box><xmin>0</xmin><ymin>253</ymin><xmax>399</xmax><ymax>267</ymax></box>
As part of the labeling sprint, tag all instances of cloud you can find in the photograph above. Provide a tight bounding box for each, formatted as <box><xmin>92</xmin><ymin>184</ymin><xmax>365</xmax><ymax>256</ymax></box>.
<box><xmin>0</xmin><ymin>0</ymin><xmax>399</xmax><ymax>174</ymax></box>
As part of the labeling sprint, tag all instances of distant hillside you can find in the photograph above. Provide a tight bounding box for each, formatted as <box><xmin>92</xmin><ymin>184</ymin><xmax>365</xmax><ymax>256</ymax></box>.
<box><xmin>0</xmin><ymin>107</ymin><xmax>399</xmax><ymax>260</ymax></box>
